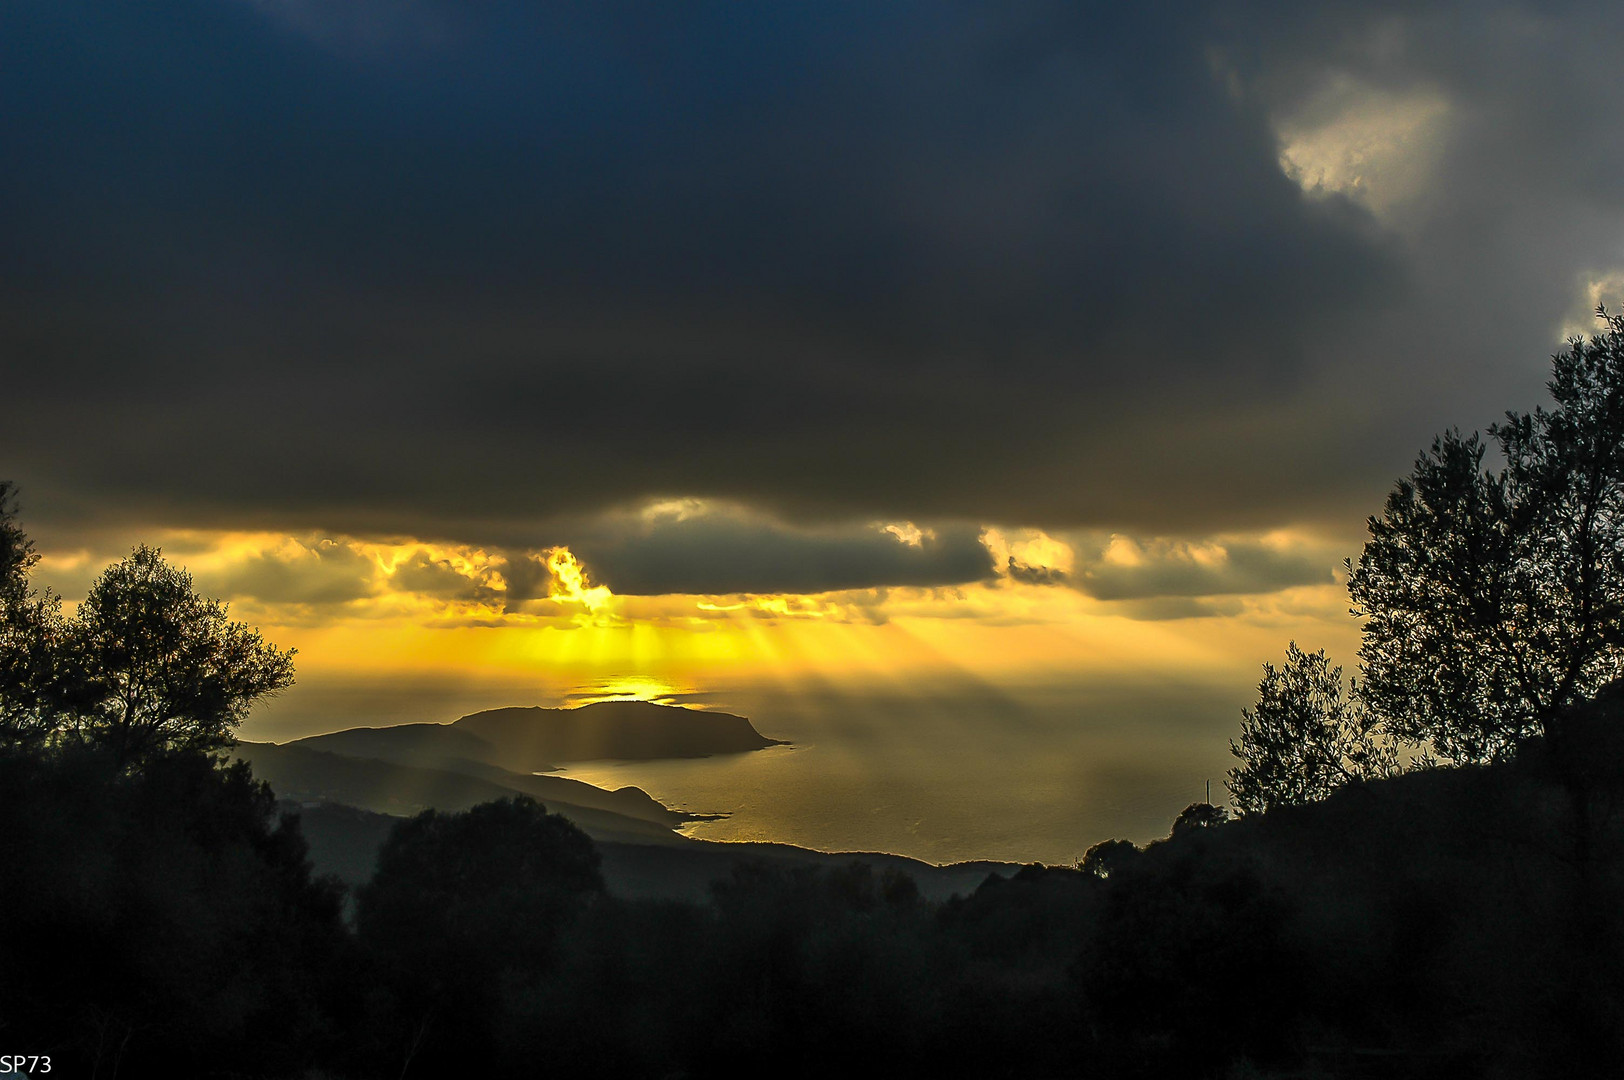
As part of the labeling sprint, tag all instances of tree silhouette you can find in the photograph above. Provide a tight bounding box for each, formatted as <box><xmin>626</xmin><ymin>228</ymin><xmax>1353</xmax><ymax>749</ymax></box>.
<box><xmin>356</xmin><ymin>796</ymin><xmax>604</xmax><ymax>1075</ymax></box>
<box><xmin>360</xmin><ymin>797</ymin><xmax>605</xmax><ymax>930</ymax></box>
<box><xmin>0</xmin><ymin>483</ymin><xmax>66</xmax><ymax>746</ymax></box>
<box><xmin>63</xmin><ymin>545</ymin><xmax>295</xmax><ymax>766</ymax></box>
<box><xmin>1349</xmin><ymin>310</ymin><xmax>1624</xmax><ymax>762</ymax></box>
<box><xmin>1228</xmin><ymin>643</ymin><xmax>1398</xmax><ymax>814</ymax></box>
<box><xmin>1171</xmin><ymin>801</ymin><xmax>1230</xmax><ymax>836</ymax></box>
<box><xmin>1079</xmin><ymin>838</ymin><xmax>1140</xmax><ymax>879</ymax></box>
<box><xmin>0</xmin><ymin>481</ymin><xmax>30</xmax><ymax>587</ymax></box>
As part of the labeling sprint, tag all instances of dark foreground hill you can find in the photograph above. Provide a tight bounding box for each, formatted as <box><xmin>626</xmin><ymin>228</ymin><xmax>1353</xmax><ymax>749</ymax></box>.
<box><xmin>291</xmin><ymin>698</ymin><xmax>785</xmax><ymax>773</ymax></box>
<box><xmin>1055</xmin><ymin>738</ymin><xmax>1624</xmax><ymax>1078</ymax></box>
<box><xmin>5</xmin><ymin>727</ymin><xmax>1623</xmax><ymax>1078</ymax></box>
<box><xmin>287</xmin><ymin>738</ymin><xmax>1624</xmax><ymax>1078</ymax></box>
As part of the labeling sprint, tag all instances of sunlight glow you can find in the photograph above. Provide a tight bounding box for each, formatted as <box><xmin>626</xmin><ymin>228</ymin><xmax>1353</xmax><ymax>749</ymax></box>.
<box><xmin>1274</xmin><ymin>76</ymin><xmax>1450</xmax><ymax>216</ymax></box>
<box><xmin>565</xmin><ymin>674</ymin><xmax>701</xmax><ymax>706</ymax></box>
<box><xmin>983</xmin><ymin>527</ymin><xmax>1075</xmax><ymax>576</ymax></box>
<box><xmin>1560</xmin><ymin>271</ymin><xmax>1624</xmax><ymax>341</ymax></box>
<box><xmin>30</xmin><ymin>521</ymin><xmax>1360</xmax><ymax>748</ymax></box>
<box><xmin>546</xmin><ymin>548</ymin><xmax>614</xmax><ymax>616</ymax></box>
<box><xmin>882</xmin><ymin>521</ymin><xmax>927</xmax><ymax>547</ymax></box>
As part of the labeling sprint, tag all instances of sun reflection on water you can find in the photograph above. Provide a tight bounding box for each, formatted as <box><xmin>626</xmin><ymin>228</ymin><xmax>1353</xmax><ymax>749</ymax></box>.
<box><xmin>562</xmin><ymin>674</ymin><xmax>709</xmax><ymax>708</ymax></box>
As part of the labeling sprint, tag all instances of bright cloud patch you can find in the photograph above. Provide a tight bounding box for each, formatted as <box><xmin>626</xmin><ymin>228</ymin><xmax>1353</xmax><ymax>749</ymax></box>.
<box><xmin>1560</xmin><ymin>271</ymin><xmax>1624</xmax><ymax>341</ymax></box>
<box><xmin>1070</xmin><ymin>533</ymin><xmax>1338</xmax><ymax>601</ymax></box>
<box><xmin>983</xmin><ymin>528</ymin><xmax>1074</xmax><ymax>586</ymax></box>
<box><xmin>984</xmin><ymin>528</ymin><xmax>1338</xmax><ymax>608</ymax></box>
<box><xmin>1274</xmin><ymin>75</ymin><xmax>1450</xmax><ymax>217</ymax></box>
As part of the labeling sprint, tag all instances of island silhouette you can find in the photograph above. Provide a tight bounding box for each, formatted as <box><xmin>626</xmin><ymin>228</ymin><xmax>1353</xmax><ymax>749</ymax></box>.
<box><xmin>289</xmin><ymin>698</ymin><xmax>786</xmax><ymax>774</ymax></box>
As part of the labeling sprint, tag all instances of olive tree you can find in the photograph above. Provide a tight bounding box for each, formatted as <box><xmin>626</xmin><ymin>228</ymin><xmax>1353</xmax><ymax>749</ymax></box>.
<box><xmin>1228</xmin><ymin>643</ymin><xmax>1398</xmax><ymax>815</ymax></box>
<box><xmin>64</xmin><ymin>545</ymin><xmax>295</xmax><ymax>766</ymax></box>
<box><xmin>1348</xmin><ymin>310</ymin><xmax>1624</xmax><ymax>763</ymax></box>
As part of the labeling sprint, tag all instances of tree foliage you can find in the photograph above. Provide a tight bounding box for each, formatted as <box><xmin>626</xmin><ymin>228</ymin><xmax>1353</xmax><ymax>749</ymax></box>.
<box><xmin>1228</xmin><ymin>643</ymin><xmax>1398</xmax><ymax>815</ymax></box>
<box><xmin>0</xmin><ymin>495</ymin><xmax>295</xmax><ymax>765</ymax></box>
<box><xmin>1079</xmin><ymin>838</ymin><xmax>1140</xmax><ymax>879</ymax></box>
<box><xmin>1349</xmin><ymin>310</ymin><xmax>1624</xmax><ymax>763</ymax></box>
<box><xmin>0</xmin><ymin>483</ymin><xmax>66</xmax><ymax>746</ymax></box>
<box><xmin>0</xmin><ymin>480</ymin><xmax>31</xmax><ymax>589</ymax></box>
<box><xmin>355</xmin><ymin>796</ymin><xmax>605</xmax><ymax>1074</ymax></box>
<box><xmin>357</xmin><ymin>795</ymin><xmax>604</xmax><ymax>972</ymax></box>
<box><xmin>1171</xmin><ymin>801</ymin><xmax>1231</xmax><ymax>836</ymax></box>
<box><xmin>61</xmin><ymin>545</ymin><xmax>295</xmax><ymax>765</ymax></box>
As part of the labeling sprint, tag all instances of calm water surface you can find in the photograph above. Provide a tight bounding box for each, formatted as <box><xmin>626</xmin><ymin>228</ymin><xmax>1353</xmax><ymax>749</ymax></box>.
<box><xmin>251</xmin><ymin>674</ymin><xmax>1249</xmax><ymax>865</ymax></box>
<box><xmin>553</xmin><ymin>683</ymin><xmax>1238</xmax><ymax>865</ymax></box>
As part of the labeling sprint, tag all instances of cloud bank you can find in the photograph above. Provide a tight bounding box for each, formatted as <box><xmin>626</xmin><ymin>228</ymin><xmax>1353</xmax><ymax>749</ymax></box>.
<box><xmin>7</xmin><ymin>1</ymin><xmax>1624</xmax><ymax>589</ymax></box>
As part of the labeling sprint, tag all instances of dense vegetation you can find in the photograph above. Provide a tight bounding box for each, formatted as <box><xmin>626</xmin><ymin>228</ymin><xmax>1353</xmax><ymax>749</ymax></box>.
<box><xmin>1</xmin><ymin>318</ymin><xmax>1622</xmax><ymax>1076</ymax></box>
<box><xmin>3</xmin><ymin>725</ymin><xmax>1618</xmax><ymax>1078</ymax></box>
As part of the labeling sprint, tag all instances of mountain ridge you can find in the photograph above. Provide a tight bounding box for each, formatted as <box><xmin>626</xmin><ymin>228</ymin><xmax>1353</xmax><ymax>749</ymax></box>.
<box><xmin>233</xmin><ymin>740</ymin><xmax>697</xmax><ymax>847</ymax></box>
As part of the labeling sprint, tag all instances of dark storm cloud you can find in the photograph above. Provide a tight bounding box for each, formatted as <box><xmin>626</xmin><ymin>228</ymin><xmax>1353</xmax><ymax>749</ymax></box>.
<box><xmin>564</xmin><ymin>507</ymin><xmax>994</xmax><ymax>595</ymax></box>
<box><xmin>168</xmin><ymin>508</ymin><xmax>994</xmax><ymax>605</ymax></box>
<box><xmin>495</xmin><ymin>552</ymin><xmax>555</xmax><ymax>606</ymax></box>
<box><xmin>386</xmin><ymin>551</ymin><xmax>499</xmax><ymax>604</ymax></box>
<box><xmin>6</xmin><ymin>0</ymin><xmax>1624</xmax><ymax>576</ymax></box>
<box><xmin>1006</xmin><ymin>560</ymin><xmax>1069</xmax><ymax>587</ymax></box>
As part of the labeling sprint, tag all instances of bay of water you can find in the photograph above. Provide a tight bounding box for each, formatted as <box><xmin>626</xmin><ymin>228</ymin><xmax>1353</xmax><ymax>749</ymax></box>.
<box><xmin>250</xmin><ymin>673</ymin><xmax>1250</xmax><ymax>865</ymax></box>
<box><xmin>553</xmin><ymin>681</ymin><xmax>1241</xmax><ymax>865</ymax></box>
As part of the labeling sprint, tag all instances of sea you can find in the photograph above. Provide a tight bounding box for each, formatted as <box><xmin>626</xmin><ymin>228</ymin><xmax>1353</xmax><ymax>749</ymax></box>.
<box><xmin>248</xmin><ymin>674</ymin><xmax>1248</xmax><ymax>865</ymax></box>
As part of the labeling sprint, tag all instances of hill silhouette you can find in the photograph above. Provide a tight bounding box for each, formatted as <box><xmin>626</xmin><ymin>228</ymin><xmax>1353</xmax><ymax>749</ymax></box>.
<box><xmin>453</xmin><ymin>699</ymin><xmax>786</xmax><ymax>764</ymax></box>
<box><xmin>232</xmin><ymin>740</ymin><xmax>695</xmax><ymax>846</ymax></box>
<box><xmin>291</xmin><ymin>698</ymin><xmax>785</xmax><ymax>773</ymax></box>
<box><xmin>1064</xmin><ymin>735</ymin><xmax>1624</xmax><ymax>1076</ymax></box>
